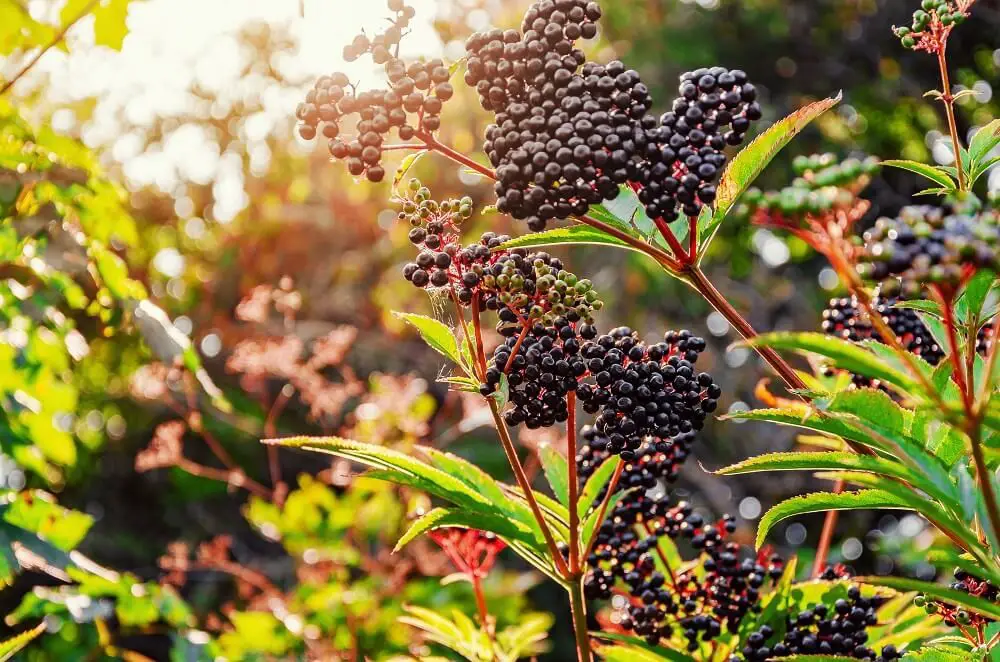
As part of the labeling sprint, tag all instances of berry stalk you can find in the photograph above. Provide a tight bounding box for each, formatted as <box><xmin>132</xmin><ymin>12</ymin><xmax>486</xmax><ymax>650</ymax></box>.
<box><xmin>567</xmin><ymin>391</ymin><xmax>582</xmax><ymax>574</ymax></box>
<box><xmin>936</xmin><ymin>47</ymin><xmax>967</xmax><ymax>190</ymax></box>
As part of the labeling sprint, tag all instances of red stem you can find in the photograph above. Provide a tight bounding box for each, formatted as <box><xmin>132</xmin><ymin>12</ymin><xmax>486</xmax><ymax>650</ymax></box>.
<box><xmin>567</xmin><ymin>391</ymin><xmax>581</xmax><ymax>573</ymax></box>
<box><xmin>812</xmin><ymin>480</ymin><xmax>844</xmax><ymax>578</ymax></box>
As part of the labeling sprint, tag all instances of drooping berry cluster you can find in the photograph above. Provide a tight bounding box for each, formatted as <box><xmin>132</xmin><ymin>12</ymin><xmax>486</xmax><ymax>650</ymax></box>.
<box><xmin>894</xmin><ymin>0</ymin><xmax>968</xmax><ymax>52</ymax></box>
<box><xmin>915</xmin><ymin>568</ymin><xmax>998</xmax><ymax>631</ymax></box>
<box><xmin>577</xmin><ymin>425</ymin><xmax>690</xmax><ymax>496</ymax></box>
<box><xmin>738</xmin><ymin>153</ymin><xmax>880</xmax><ymax>220</ymax></box>
<box><xmin>296</xmin><ymin>1</ymin><xmax>454</xmax><ymax>182</ymax></box>
<box><xmin>485</xmin><ymin>316</ymin><xmax>590</xmax><ymax>428</ymax></box>
<box><xmin>465</xmin><ymin>0</ymin><xmax>759</xmax><ymax>230</ymax></box>
<box><xmin>635</xmin><ymin>67</ymin><xmax>760</xmax><ymax>220</ymax></box>
<box><xmin>577</xmin><ymin>327</ymin><xmax>719</xmax><ymax>458</ymax></box>
<box><xmin>737</xmin><ymin>586</ymin><xmax>901</xmax><ymax>661</ymax></box>
<box><xmin>585</xmin><ymin>497</ymin><xmax>783</xmax><ymax>649</ymax></box>
<box><xmin>822</xmin><ymin>295</ymin><xmax>944</xmax><ymax>383</ymax></box>
<box><xmin>858</xmin><ymin>206</ymin><xmax>999</xmax><ymax>299</ymax></box>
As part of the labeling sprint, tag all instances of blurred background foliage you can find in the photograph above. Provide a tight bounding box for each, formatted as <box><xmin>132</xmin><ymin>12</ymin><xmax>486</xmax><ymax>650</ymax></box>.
<box><xmin>0</xmin><ymin>0</ymin><xmax>998</xmax><ymax>658</ymax></box>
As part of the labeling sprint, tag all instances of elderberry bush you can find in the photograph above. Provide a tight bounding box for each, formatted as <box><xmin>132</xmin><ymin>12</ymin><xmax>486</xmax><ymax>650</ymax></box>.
<box><xmin>737</xmin><ymin>586</ymin><xmax>901</xmax><ymax>661</ymax></box>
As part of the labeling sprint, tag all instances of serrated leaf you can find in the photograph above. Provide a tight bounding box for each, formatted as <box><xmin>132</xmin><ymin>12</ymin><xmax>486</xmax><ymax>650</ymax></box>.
<box><xmin>955</xmin><ymin>269</ymin><xmax>996</xmax><ymax>322</ymax></box>
<box><xmin>882</xmin><ymin>160</ymin><xmax>957</xmax><ymax>189</ymax></box>
<box><xmin>756</xmin><ymin>490</ymin><xmax>918</xmax><ymax>549</ymax></box>
<box><xmin>577</xmin><ymin>456</ymin><xmax>622</xmax><ymax>518</ymax></box>
<box><xmin>537</xmin><ymin>444</ymin><xmax>569</xmax><ymax>506</ymax></box>
<box><xmin>968</xmin><ymin>119</ymin><xmax>1000</xmax><ymax>166</ymax></box>
<box><xmin>716</xmin><ymin>451</ymin><xmax>936</xmax><ymax>499</ymax></box>
<box><xmin>893</xmin><ymin>299</ymin><xmax>943</xmax><ymax>317</ymax></box>
<box><xmin>700</xmin><ymin>93</ymin><xmax>841</xmax><ymax>257</ymax></box>
<box><xmin>498</xmin><ymin>225</ymin><xmax>633</xmax><ymax>252</ymax></box>
<box><xmin>393</xmin><ymin>312</ymin><xmax>461</xmax><ymax>365</ymax></box>
<box><xmin>744</xmin><ymin>332</ymin><xmax>920</xmax><ymax>395</ymax></box>
<box><xmin>857</xmin><ymin>576</ymin><xmax>1000</xmax><ymax>621</ymax></box>
<box><xmin>0</xmin><ymin>622</ymin><xmax>45</xmax><ymax>661</ymax></box>
<box><xmin>592</xmin><ymin>633</ymin><xmax>697</xmax><ymax>662</ymax></box>
<box><xmin>394</xmin><ymin>507</ymin><xmax>536</xmax><ymax>555</ymax></box>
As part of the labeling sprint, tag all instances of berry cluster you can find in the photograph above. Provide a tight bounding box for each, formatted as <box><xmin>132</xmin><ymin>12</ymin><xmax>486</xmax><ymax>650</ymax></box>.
<box><xmin>577</xmin><ymin>425</ymin><xmax>690</xmax><ymax>496</ymax></box>
<box><xmin>739</xmin><ymin>153</ymin><xmax>880</xmax><ymax>220</ymax></box>
<box><xmin>894</xmin><ymin>0</ymin><xmax>968</xmax><ymax>52</ymax></box>
<box><xmin>916</xmin><ymin>568</ymin><xmax>998</xmax><ymax>631</ymax></box>
<box><xmin>296</xmin><ymin>1</ymin><xmax>454</xmax><ymax>182</ymax></box>
<box><xmin>737</xmin><ymin>586</ymin><xmax>901</xmax><ymax>661</ymax></box>
<box><xmin>577</xmin><ymin>327</ymin><xmax>719</xmax><ymax>458</ymax></box>
<box><xmin>485</xmin><ymin>316</ymin><xmax>589</xmax><ymax>428</ymax></box>
<box><xmin>397</xmin><ymin>179</ymin><xmax>478</xmax><ymax>295</ymax></box>
<box><xmin>822</xmin><ymin>295</ymin><xmax>944</xmax><ymax>386</ymax></box>
<box><xmin>466</xmin><ymin>0</ymin><xmax>759</xmax><ymax>230</ymax></box>
<box><xmin>586</xmin><ymin>497</ymin><xmax>783</xmax><ymax>649</ymax></box>
<box><xmin>635</xmin><ymin>67</ymin><xmax>760</xmax><ymax>220</ymax></box>
<box><xmin>858</xmin><ymin>206</ymin><xmax>1000</xmax><ymax>298</ymax></box>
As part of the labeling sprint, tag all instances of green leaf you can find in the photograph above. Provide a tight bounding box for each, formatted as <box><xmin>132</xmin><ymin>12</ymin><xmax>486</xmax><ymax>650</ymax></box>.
<box><xmin>393</xmin><ymin>312</ymin><xmax>461</xmax><ymax>365</ymax></box>
<box><xmin>756</xmin><ymin>490</ymin><xmax>918</xmax><ymax>549</ymax></box>
<box><xmin>857</xmin><ymin>575</ymin><xmax>1000</xmax><ymax>621</ymax></box>
<box><xmin>581</xmin><ymin>489</ymin><xmax>633</xmax><ymax>554</ymax></box>
<box><xmin>882</xmin><ymin>160</ymin><xmax>957</xmax><ymax>189</ymax></box>
<box><xmin>537</xmin><ymin>444</ymin><xmax>569</xmax><ymax>506</ymax></box>
<box><xmin>577</xmin><ymin>456</ymin><xmax>622</xmax><ymax>518</ymax></box>
<box><xmin>594</xmin><ymin>186</ymin><xmax>660</xmax><ymax>240</ymax></box>
<box><xmin>498</xmin><ymin>225</ymin><xmax>635</xmax><ymax>253</ymax></box>
<box><xmin>737</xmin><ymin>557</ymin><xmax>797</xmax><ymax>645</ymax></box>
<box><xmin>394</xmin><ymin>506</ymin><xmax>535</xmax><ymax>554</ymax></box>
<box><xmin>701</xmin><ymin>93</ymin><xmax>841</xmax><ymax>256</ymax></box>
<box><xmin>968</xmin><ymin>119</ymin><xmax>1000</xmax><ymax>166</ymax></box>
<box><xmin>418</xmin><ymin>447</ymin><xmax>516</xmax><ymax>519</ymax></box>
<box><xmin>745</xmin><ymin>332</ymin><xmax>920</xmax><ymax>394</ymax></box>
<box><xmin>716</xmin><ymin>451</ymin><xmax>937</xmax><ymax>499</ymax></box>
<box><xmin>970</xmin><ymin>154</ymin><xmax>1000</xmax><ymax>186</ymax></box>
<box><xmin>0</xmin><ymin>622</ymin><xmax>45</xmax><ymax>661</ymax></box>
<box><xmin>893</xmin><ymin>299</ymin><xmax>943</xmax><ymax>317</ymax></box>
<box><xmin>92</xmin><ymin>0</ymin><xmax>131</xmax><ymax>50</ymax></box>
<box><xmin>593</xmin><ymin>633</ymin><xmax>697</xmax><ymax>662</ymax></box>
<box><xmin>955</xmin><ymin>269</ymin><xmax>996</xmax><ymax>322</ymax></box>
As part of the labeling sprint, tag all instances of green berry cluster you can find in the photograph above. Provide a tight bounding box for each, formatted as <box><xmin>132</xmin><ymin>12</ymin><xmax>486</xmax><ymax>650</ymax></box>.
<box><xmin>858</xmin><ymin>205</ymin><xmax>1000</xmax><ymax>298</ymax></box>
<box><xmin>486</xmin><ymin>252</ymin><xmax>603</xmax><ymax>330</ymax></box>
<box><xmin>894</xmin><ymin>0</ymin><xmax>966</xmax><ymax>50</ymax></box>
<box><xmin>397</xmin><ymin>177</ymin><xmax>474</xmax><ymax>229</ymax></box>
<box><xmin>737</xmin><ymin>154</ymin><xmax>879</xmax><ymax>219</ymax></box>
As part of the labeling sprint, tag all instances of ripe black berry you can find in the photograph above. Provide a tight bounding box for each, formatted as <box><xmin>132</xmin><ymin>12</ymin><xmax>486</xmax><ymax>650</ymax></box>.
<box><xmin>576</xmin><ymin>327</ymin><xmax>719</xmax><ymax>458</ymax></box>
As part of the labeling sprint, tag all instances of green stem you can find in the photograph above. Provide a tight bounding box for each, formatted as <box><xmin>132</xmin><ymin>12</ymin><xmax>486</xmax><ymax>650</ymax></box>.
<box><xmin>568</xmin><ymin>575</ymin><xmax>593</xmax><ymax>662</ymax></box>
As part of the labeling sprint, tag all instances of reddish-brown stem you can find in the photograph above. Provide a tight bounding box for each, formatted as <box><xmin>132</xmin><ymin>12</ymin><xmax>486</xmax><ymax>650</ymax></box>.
<box><xmin>451</xmin><ymin>289</ymin><xmax>483</xmax><ymax>381</ymax></box>
<box><xmin>937</xmin><ymin>287</ymin><xmax>973</xmax><ymax>412</ymax></box>
<box><xmin>568</xmin><ymin>577</ymin><xmax>593</xmax><ymax>662</ymax></box>
<box><xmin>683</xmin><ymin>264</ymin><xmax>806</xmax><ymax>392</ymax></box>
<box><xmin>417</xmin><ymin>130</ymin><xmax>495</xmax><ymax>179</ymax></box>
<box><xmin>936</xmin><ymin>47</ymin><xmax>967</xmax><ymax>190</ymax></box>
<box><xmin>812</xmin><ymin>480</ymin><xmax>845</xmax><ymax>578</ymax></box>
<box><xmin>488</xmin><ymin>398</ymin><xmax>571</xmax><ymax>578</ymax></box>
<box><xmin>263</xmin><ymin>386</ymin><xmax>292</xmax><ymax>505</ymax></box>
<box><xmin>687</xmin><ymin>215</ymin><xmax>698</xmax><ymax>261</ymax></box>
<box><xmin>642</xmin><ymin>521</ymin><xmax>678</xmax><ymax>590</ymax></box>
<box><xmin>582</xmin><ymin>460</ymin><xmax>624</xmax><ymax>561</ymax></box>
<box><xmin>176</xmin><ymin>458</ymin><xmax>273</xmax><ymax>500</ymax></box>
<box><xmin>567</xmin><ymin>391</ymin><xmax>581</xmax><ymax>573</ymax></box>
<box><xmin>469</xmin><ymin>295</ymin><xmax>570</xmax><ymax>578</ymax></box>
<box><xmin>472</xmin><ymin>575</ymin><xmax>491</xmax><ymax>631</ymax></box>
<box><xmin>471</xmin><ymin>294</ymin><xmax>490</xmax><ymax>376</ymax></box>
<box><xmin>191</xmin><ymin>558</ymin><xmax>278</xmax><ymax>595</ymax></box>
<box><xmin>503</xmin><ymin>323</ymin><xmax>531</xmax><ymax>375</ymax></box>
<box><xmin>0</xmin><ymin>0</ymin><xmax>100</xmax><ymax>97</ymax></box>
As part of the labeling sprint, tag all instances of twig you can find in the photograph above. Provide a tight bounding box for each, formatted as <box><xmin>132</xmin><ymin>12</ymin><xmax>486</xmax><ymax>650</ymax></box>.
<box><xmin>0</xmin><ymin>0</ymin><xmax>101</xmax><ymax>97</ymax></box>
